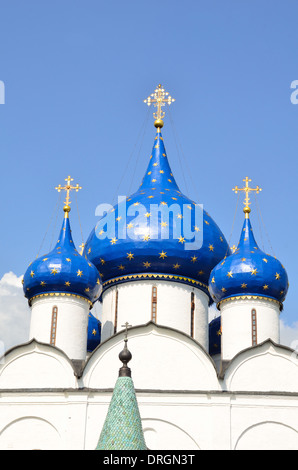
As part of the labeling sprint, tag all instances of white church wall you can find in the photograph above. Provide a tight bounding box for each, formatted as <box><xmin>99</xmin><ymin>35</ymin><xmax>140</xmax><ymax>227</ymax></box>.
<box><xmin>0</xmin><ymin>341</ymin><xmax>77</xmax><ymax>389</ymax></box>
<box><xmin>82</xmin><ymin>323</ymin><xmax>219</xmax><ymax>392</ymax></box>
<box><xmin>223</xmin><ymin>341</ymin><xmax>298</xmax><ymax>393</ymax></box>
<box><xmin>30</xmin><ymin>295</ymin><xmax>90</xmax><ymax>361</ymax></box>
<box><xmin>101</xmin><ymin>281</ymin><xmax>209</xmax><ymax>350</ymax></box>
<box><xmin>230</xmin><ymin>394</ymin><xmax>298</xmax><ymax>450</ymax></box>
<box><xmin>220</xmin><ymin>297</ymin><xmax>280</xmax><ymax>361</ymax></box>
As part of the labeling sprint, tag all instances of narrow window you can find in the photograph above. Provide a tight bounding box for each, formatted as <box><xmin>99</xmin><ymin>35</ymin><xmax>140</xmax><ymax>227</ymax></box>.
<box><xmin>251</xmin><ymin>308</ymin><xmax>257</xmax><ymax>346</ymax></box>
<box><xmin>50</xmin><ymin>306</ymin><xmax>58</xmax><ymax>346</ymax></box>
<box><xmin>151</xmin><ymin>286</ymin><xmax>157</xmax><ymax>323</ymax></box>
<box><xmin>190</xmin><ymin>292</ymin><xmax>195</xmax><ymax>338</ymax></box>
<box><xmin>114</xmin><ymin>289</ymin><xmax>118</xmax><ymax>334</ymax></box>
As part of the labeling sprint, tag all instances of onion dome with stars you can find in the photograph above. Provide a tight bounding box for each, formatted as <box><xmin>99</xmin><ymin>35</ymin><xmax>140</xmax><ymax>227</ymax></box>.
<box><xmin>84</xmin><ymin>85</ymin><xmax>230</xmax><ymax>299</ymax></box>
<box><xmin>23</xmin><ymin>176</ymin><xmax>102</xmax><ymax>306</ymax></box>
<box><xmin>208</xmin><ymin>177</ymin><xmax>289</xmax><ymax>309</ymax></box>
<box><xmin>87</xmin><ymin>313</ymin><xmax>102</xmax><ymax>352</ymax></box>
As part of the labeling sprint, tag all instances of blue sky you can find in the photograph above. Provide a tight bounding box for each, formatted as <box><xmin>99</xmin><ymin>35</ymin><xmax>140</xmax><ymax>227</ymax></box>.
<box><xmin>0</xmin><ymin>0</ymin><xmax>297</xmax><ymax>334</ymax></box>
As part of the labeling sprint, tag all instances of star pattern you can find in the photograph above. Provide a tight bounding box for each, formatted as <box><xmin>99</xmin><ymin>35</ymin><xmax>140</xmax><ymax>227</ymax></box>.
<box><xmin>209</xmin><ymin>216</ymin><xmax>288</xmax><ymax>305</ymax></box>
<box><xmin>83</xmin><ymin>128</ymin><xmax>230</xmax><ymax>294</ymax></box>
<box><xmin>23</xmin><ymin>210</ymin><xmax>102</xmax><ymax>304</ymax></box>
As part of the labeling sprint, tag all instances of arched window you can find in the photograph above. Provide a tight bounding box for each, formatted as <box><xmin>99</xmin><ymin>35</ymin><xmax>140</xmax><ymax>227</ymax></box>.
<box><xmin>251</xmin><ymin>308</ymin><xmax>257</xmax><ymax>346</ymax></box>
<box><xmin>114</xmin><ymin>289</ymin><xmax>118</xmax><ymax>334</ymax></box>
<box><xmin>151</xmin><ymin>286</ymin><xmax>157</xmax><ymax>323</ymax></box>
<box><xmin>50</xmin><ymin>306</ymin><xmax>58</xmax><ymax>346</ymax></box>
<box><xmin>190</xmin><ymin>292</ymin><xmax>195</xmax><ymax>338</ymax></box>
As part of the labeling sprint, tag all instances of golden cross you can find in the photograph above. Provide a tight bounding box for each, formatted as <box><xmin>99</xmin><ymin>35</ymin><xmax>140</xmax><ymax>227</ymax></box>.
<box><xmin>144</xmin><ymin>84</ymin><xmax>175</xmax><ymax>129</ymax></box>
<box><xmin>55</xmin><ymin>176</ymin><xmax>82</xmax><ymax>217</ymax></box>
<box><xmin>232</xmin><ymin>177</ymin><xmax>262</xmax><ymax>218</ymax></box>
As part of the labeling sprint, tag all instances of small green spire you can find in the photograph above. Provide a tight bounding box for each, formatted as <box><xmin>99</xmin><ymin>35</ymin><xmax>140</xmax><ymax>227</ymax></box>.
<box><xmin>96</xmin><ymin>325</ymin><xmax>147</xmax><ymax>450</ymax></box>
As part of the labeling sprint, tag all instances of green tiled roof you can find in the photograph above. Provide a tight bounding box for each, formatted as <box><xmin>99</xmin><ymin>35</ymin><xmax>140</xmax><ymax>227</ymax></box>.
<box><xmin>96</xmin><ymin>376</ymin><xmax>147</xmax><ymax>450</ymax></box>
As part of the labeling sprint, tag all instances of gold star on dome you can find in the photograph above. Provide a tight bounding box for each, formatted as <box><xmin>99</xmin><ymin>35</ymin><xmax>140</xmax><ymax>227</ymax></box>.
<box><xmin>173</xmin><ymin>263</ymin><xmax>180</xmax><ymax>270</ymax></box>
<box><xmin>77</xmin><ymin>270</ymin><xmax>83</xmax><ymax>277</ymax></box>
<box><xmin>127</xmin><ymin>223</ymin><xmax>134</xmax><ymax>229</ymax></box>
<box><xmin>178</xmin><ymin>236</ymin><xmax>185</xmax><ymax>244</ymax></box>
<box><xmin>251</xmin><ymin>268</ymin><xmax>257</xmax><ymax>276</ymax></box>
<box><xmin>30</xmin><ymin>271</ymin><xmax>35</xmax><ymax>278</ymax></box>
<box><xmin>42</xmin><ymin>258</ymin><xmax>48</xmax><ymax>262</ymax></box>
<box><xmin>161</xmin><ymin>201</ymin><xmax>167</xmax><ymax>205</ymax></box>
<box><xmin>191</xmin><ymin>256</ymin><xmax>197</xmax><ymax>263</ymax></box>
<box><xmin>143</xmin><ymin>261</ymin><xmax>151</xmax><ymax>268</ymax></box>
<box><xmin>177</xmin><ymin>213</ymin><xmax>183</xmax><ymax>219</ymax></box>
<box><xmin>160</xmin><ymin>170</ymin><xmax>164</xmax><ymax>174</ymax></box>
<box><xmin>160</xmin><ymin>221</ymin><xmax>168</xmax><ymax>228</ymax></box>
<box><xmin>275</xmin><ymin>273</ymin><xmax>280</xmax><ymax>280</ymax></box>
<box><xmin>263</xmin><ymin>258</ymin><xmax>268</xmax><ymax>263</ymax></box>
<box><xmin>198</xmin><ymin>270</ymin><xmax>204</xmax><ymax>276</ymax></box>
<box><xmin>194</xmin><ymin>226</ymin><xmax>200</xmax><ymax>232</ymax></box>
<box><xmin>127</xmin><ymin>252</ymin><xmax>134</xmax><ymax>260</ymax></box>
<box><xmin>65</xmin><ymin>281</ymin><xmax>71</xmax><ymax>287</ymax></box>
<box><xmin>85</xmin><ymin>287</ymin><xmax>90</xmax><ymax>293</ymax></box>
<box><xmin>209</xmin><ymin>244</ymin><xmax>214</xmax><ymax>251</ymax></box>
<box><xmin>241</xmin><ymin>283</ymin><xmax>247</xmax><ymax>289</ymax></box>
<box><xmin>263</xmin><ymin>285</ymin><xmax>269</xmax><ymax>290</ymax></box>
<box><xmin>159</xmin><ymin>251</ymin><xmax>167</xmax><ymax>259</ymax></box>
<box><xmin>145</xmin><ymin>212</ymin><xmax>151</xmax><ymax>218</ymax></box>
<box><xmin>227</xmin><ymin>271</ymin><xmax>233</xmax><ymax>278</ymax></box>
<box><xmin>92</xmin><ymin>329</ymin><xmax>97</xmax><ymax>336</ymax></box>
<box><xmin>110</xmin><ymin>238</ymin><xmax>117</xmax><ymax>245</ymax></box>
<box><xmin>143</xmin><ymin>234</ymin><xmax>150</xmax><ymax>241</ymax></box>
<box><xmin>66</xmin><ymin>258</ymin><xmax>71</xmax><ymax>262</ymax></box>
<box><xmin>51</xmin><ymin>268</ymin><xmax>59</xmax><ymax>275</ymax></box>
<box><xmin>100</xmin><ymin>258</ymin><xmax>105</xmax><ymax>265</ymax></box>
<box><xmin>118</xmin><ymin>264</ymin><xmax>125</xmax><ymax>271</ymax></box>
<box><xmin>40</xmin><ymin>281</ymin><xmax>46</xmax><ymax>287</ymax></box>
<box><xmin>221</xmin><ymin>287</ymin><xmax>227</xmax><ymax>293</ymax></box>
<box><xmin>211</xmin><ymin>277</ymin><xmax>215</xmax><ymax>283</ymax></box>
<box><xmin>97</xmin><ymin>279</ymin><xmax>101</xmax><ymax>284</ymax></box>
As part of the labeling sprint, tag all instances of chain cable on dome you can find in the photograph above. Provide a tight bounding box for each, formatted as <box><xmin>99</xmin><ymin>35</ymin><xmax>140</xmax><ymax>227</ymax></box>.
<box><xmin>36</xmin><ymin>191</ymin><xmax>62</xmax><ymax>258</ymax></box>
<box><xmin>167</xmin><ymin>106</ymin><xmax>190</xmax><ymax>196</ymax></box>
<box><xmin>111</xmin><ymin>107</ymin><xmax>151</xmax><ymax>205</ymax></box>
<box><xmin>49</xmin><ymin>193</ymin><xmax>62</xmax><ymax>251</ymax></box>
<box><xmin>253</xmin><ymin>192</ymin><xmax>275</xmax><ymax>257</ymax></box>
<box><xmin>226</xmin><ymin>192</ymin><xmax>240</xmax><ymax>256</ymax></box>
<box><xmin>74</xmin><ymin>190</ymin><xmax>85</xmax><ymax>246</ymax></box>
<box><xmin>127</xmin><ymin>107</ymin><xmax>151</xmax><ymax>195</ymax></box>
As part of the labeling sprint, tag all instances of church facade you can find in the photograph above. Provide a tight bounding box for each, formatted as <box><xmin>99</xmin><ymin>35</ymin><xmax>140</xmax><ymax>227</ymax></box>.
<box><xmin>0</xmin><ymin>85</ymin><xmax>297</xmax><ymax>450</ymax></box>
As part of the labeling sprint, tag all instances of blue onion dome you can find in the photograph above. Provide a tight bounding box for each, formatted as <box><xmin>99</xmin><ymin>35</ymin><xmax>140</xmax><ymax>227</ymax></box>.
<box><xmin>209</xmin><ymin>316</ymin><xmax>221</xmax><ymax>356</ymax></box>
<box><xmin>84</xmin><ymin>124</ymin><xmax>230</xmax><ymax>299</ymax></box>
<box><xmin>23</xmin><ymin>204</ymin><xmax>102</xmax><ymax>306</ymax></box>
<box><xmin>87</xmin><ymin>313</ymin><xmax>101</xmax><ymax>352</ymax></box>
<box><xmin>209</xmin><ymin>214</ymin><xmax>289</xmax><ymax>309</ymax></box>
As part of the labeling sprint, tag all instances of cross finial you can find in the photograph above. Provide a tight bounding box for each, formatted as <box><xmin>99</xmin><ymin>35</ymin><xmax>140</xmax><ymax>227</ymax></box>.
<box><xmin>144</xmin><ymin>84</ymin><xmax>175</xmax><ymax>129</ymax></box>
<box><xmin>55</xmin><ymin>176</ymin><xmax>82</xmax><ymax>218</ymax></box>
<box><xmin>232</xmin><ymin>177</ymin><xmax>262</xmax><ymax>218</ymax></box>
<box><xmin>121</xmin><ymin>322</ymin><xmax>132</xmax><ymax>341</ymax></box>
